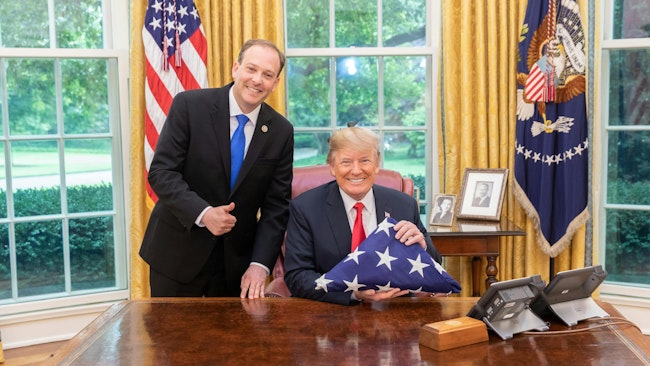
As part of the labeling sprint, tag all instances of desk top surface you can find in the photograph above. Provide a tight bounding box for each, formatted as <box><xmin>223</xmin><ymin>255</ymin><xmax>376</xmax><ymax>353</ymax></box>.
<box><xmin>48</xmin><ymin>297</ymin><xmax>650</xmax><ymax>365</ymax></box>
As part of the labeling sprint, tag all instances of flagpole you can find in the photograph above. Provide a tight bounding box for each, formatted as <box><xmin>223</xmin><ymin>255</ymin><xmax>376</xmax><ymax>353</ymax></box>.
<box><xmin>549</xmin><ymin>257</ymin><xmax>555</xmax><ymax>280</ymax></box>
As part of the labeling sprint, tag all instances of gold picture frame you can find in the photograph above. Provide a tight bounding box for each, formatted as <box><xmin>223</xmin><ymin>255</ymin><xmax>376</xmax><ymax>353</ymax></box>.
<box><xmin>456</xmin><ymin>168</ymin><xmax>508</xmax><ymax>221</ymax></box>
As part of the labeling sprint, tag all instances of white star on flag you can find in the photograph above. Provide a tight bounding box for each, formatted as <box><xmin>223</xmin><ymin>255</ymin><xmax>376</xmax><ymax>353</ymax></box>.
<box><xmin>344</xmin><ymin>249</ymin><xmax>365</xmax><ymax>264</ymax></box>
<box><xmin>408</xmin><ymin>254</ymin><xmax>430</xmax><ymax>277</ymax></box>
<box><xmin>343</xmin><ymin>275</ymin><xmax>366</xmax><ymax>292</ymax></box>
<box><xmin>375</xmin><ymin>247</ymin><xmax>398</xmax><ymax>270</ymax></box>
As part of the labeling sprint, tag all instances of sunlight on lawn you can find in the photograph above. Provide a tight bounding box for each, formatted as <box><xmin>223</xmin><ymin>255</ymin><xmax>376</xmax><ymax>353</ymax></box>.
<box><xmin>0</xmin><ymin>150</ymin><xmax>112</xmax><ymax>178</ymax></box>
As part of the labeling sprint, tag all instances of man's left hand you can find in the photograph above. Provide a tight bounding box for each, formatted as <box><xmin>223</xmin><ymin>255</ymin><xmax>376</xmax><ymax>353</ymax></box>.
<box><xmin>240</xmin><ymin>265</ymin><xmax>267</xmax><ymax>299</ymax></box>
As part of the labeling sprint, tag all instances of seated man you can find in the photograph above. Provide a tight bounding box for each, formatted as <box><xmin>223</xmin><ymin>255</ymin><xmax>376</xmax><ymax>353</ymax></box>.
<box><xmin>284</xmin><ymin>127</ymin><xmax>442</xmax><ymax>305</ymax></box>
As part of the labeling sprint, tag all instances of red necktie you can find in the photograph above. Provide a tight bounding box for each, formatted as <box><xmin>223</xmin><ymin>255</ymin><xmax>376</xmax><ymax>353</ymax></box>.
<box><xmin>351</xmin><ymin>202</ymin><xmax>366</xmax><ymax>251</ymax></box>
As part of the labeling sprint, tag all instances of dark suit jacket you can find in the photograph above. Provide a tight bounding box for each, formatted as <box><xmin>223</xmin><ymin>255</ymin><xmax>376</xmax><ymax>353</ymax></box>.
<box><xmin>140</xmin><ymin>83</ymin><xmax>294</xmax><ymax>292</ymax></box>
<box><xmin>284</xmin><ymin>182</ymin><xmax>442</xmax><ymax>305</ymax></box>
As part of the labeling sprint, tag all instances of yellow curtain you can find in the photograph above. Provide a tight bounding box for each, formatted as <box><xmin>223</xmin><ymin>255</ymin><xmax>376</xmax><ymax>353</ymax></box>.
<box><xmin>439</xmin><ymin>0</ymin><xmax>588</xmax><ymax>296</ymax></box>
<box><xmin>129</xmin><ymin>0</ymin><xmax>285</xmax><ymax>299</ymax></box>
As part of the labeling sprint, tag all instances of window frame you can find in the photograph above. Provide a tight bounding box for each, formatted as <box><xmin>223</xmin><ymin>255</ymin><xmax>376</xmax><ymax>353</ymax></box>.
<box><xmin>283</xmin><ymin>0</ymin><xmax>441</xmax><ymax>218</ymax></box>
<box><xmin>597</xmin><ymin>1</ymin><xmax>650</xmax><ymax>299</ymax></box>
<box><xmin>0</xmin><ymin>0</ymin><xmax>131</xmax><ymax>317</ymax></box>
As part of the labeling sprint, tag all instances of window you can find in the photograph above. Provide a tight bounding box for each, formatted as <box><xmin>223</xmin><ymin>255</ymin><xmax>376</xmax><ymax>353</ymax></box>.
<box><xmin>0</xmin><ymin>0</ymin><xmax>129</xmax><ymax>315</ymax></box>
<box><xmin>284</xmin><ymin>0</ymin><xmax>441</xmax><ymax>217</ymax></box>
<box><xmin>600</xmin><ymin>1</ymin><xmax>650</xmax><ymax>296</ymax></box>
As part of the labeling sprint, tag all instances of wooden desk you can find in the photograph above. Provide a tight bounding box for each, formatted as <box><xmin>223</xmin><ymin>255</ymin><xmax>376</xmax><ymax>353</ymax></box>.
<box><xmin>47</xmin><ymin>297</ymin><xmax>650</xmax><ymax>365</ymax></box>
<box><xmin>429</xmin><ymin>219</ymin><xmax>525</xmax><ymax>296</ymax></box>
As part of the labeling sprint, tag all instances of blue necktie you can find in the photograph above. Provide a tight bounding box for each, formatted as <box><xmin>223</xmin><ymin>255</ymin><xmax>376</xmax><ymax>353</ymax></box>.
<box><xmin>230</xmin><ymin>114</ymin><xmax>248</xmax><ymax>189</ymax></box>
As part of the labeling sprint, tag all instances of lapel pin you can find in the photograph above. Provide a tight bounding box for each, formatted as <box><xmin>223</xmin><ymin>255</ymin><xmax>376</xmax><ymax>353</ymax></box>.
<box><xmin>261</xmin><ymin>125</ymin><xmax>268</xmax><ymax>133</ymax></box>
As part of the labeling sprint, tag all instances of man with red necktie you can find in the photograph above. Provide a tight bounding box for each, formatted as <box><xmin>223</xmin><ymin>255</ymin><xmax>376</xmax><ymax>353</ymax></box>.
<box><xmin>284</xmin><ymin>127</ymin><xmax>441</xmax><ymax>305</ymax></box>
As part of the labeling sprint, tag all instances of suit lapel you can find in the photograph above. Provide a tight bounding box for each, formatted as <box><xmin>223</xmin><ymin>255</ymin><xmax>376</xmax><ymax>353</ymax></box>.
<box><xmin>373</xmin><ymin>185</ymin><xmax>393</xmax><ymax>223</ymax></box>
<box><xmin>212</xmin><ymin>86</ymin><xmax>232</xmax><ymax>186</ymax></box>
<box><xmin>325</xmin><ymin>183</ymin><xmax>353</xmax><ymax>257</ymax></box>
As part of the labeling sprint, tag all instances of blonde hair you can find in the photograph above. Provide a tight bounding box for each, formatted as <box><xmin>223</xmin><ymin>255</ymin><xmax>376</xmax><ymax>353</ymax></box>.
<box><xmin>326</xmin><ymin>127</ymin><xmax>381</xmax><ymax>165</ymax></box>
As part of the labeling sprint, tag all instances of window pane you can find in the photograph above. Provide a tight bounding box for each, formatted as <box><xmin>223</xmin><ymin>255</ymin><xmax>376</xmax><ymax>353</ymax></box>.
<box><xmin>382</xmin><ymin>0</ymin><xmax>426</xmax><ymax>46</ymax></box>
<box><xmin>285</xmin><ymin>0</ymin><xmax>329</xmax><ymax>48</ymax></box>
<box><xmin>336</xmin><ymin>57</ymin><xmax>378</xmax><ymax>126</ymax></box>
<box><xmin>607</xmin><ymin>130</ymin><xmax>650</xmax><ymax>205</ymax></box>
<box><xmin>0</xmin><ymin>0</ymin><xmax>50</xmax><ymax>48</ymax></box>
<box><xmin>384</xmin><ymin>56</ymin><xmax>427</xmax><ymax>127</ymax></box>
<box><xmin>16</xmin><ymin>220</ymin><xmax>64</xmax><ymax>297</ymax></box>
<box><xmin>612</xmin><ymin>0</ymin><xmax>650</xmax><ymax>39</ymax></box>
<box><xmin>6</xmin><ymin>59</ymin><xmax>57</xmax><ymax>135</ymax></box>
<box><xmin>383</xmin><ymin>131</ymin><xmax>426</xmax><ymax>200</ymax></box>
<box><xmin>70</xmin><ymin>216</ymin><xmax>115</xmax><ymax>290</ymax></box>
<box><xmin>65</xmin><ymin>139</ymin><xmax>113</xmax><ymax>213</ymax></box>
<box><xmin>62</xmin><ymin>59</ymin><xmax>110</xmax><ymax>133</ymax></box>
<box><xmin>55</xmin><ymin>0</ymin><xmax>103</xmax><ymax>48</ymax></box>
<box><xmin>12</xmin><ymin>140</ymin><xmax>61</xmax><ymax>217</ymax></box>
<box><xmin>0</xmin><ymin>223</ymin><xmax>9</xmax><ymax>300</ymax></box>
<box><xmin>294</xmin><ymin>132</ymin><xmax>330</xmax><ymax>167</ymax></box>
<box><xmin>606</xmin><ymin>209</ymin><xmax>650</xmax><ymax>285</ymax></box>
<box><xmin>607</xmin><ymin>49</ymin><xmax>650</xmax><ymax>126</ymax></box>
<box><xmin>335</xmin><ymin>2</ymin><xmax>377</xmax><ymax>47</ymax></box>
<box><xmin>287</xmin><ymin>57</ymin><xmax>332</xmax><ymax>128</ymax></box>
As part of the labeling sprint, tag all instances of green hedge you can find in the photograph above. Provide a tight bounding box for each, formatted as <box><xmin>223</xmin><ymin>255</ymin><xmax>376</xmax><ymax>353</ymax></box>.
<box><xmin>605</xmin><ymin>180</ymin><xmax>650</xmax><ymax>283</ymax></box>
<box><xmin>0</xmin><ymin>183</ymin><xmax>115</xmax><ymax>297</ymax></box>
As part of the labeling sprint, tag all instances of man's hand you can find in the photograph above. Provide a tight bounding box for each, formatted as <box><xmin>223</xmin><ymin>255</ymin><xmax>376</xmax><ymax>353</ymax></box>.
<box><xmin>353</xmin><ymin>288</ymin><xmax>409</xmax><ymax>302</ymax></box>
<box><xmin>393</xmin><ymin>220</ymin><xmax>427</xmax><ymax>249</ymax></box>
<box><xmin>240</xmin><ymin>265</ymin><xmax>267</xmax><ymax>299</ymax></box>
<box><xmin>202</xmin><ymin>203</ymin><xmax>237</xmax><ymax>236</ymax></box>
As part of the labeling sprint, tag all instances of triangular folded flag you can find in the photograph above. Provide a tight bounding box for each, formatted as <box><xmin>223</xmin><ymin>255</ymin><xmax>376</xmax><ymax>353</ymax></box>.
<box><xmin>315</xmin><ymin>217</ymin><xmax>461</xmax><ymax>294</ymax></box>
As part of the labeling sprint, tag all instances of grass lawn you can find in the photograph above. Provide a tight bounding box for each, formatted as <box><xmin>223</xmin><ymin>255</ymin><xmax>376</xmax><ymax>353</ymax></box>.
<box><xmin>0</xmin><ymin>149</ymin><xmax>112</xmax><ymax>178</ymax></box>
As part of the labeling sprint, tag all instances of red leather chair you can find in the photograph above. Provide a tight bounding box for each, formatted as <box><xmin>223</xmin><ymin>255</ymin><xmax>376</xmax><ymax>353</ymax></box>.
<box><xmin>265</xmin><ymin>164</ymin><xmax>415</xmax><ymax>297</ymax></box>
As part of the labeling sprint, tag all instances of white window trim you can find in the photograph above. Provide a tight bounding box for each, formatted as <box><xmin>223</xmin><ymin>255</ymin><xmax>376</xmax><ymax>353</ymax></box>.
<box><xmin>596</xmin><ymin>2</ymin><xmax>650</xmax><ymax>334</ymax></box>
<box><xmin>0</xmin><ymin>0</ymin><xmax>131</xmax><ymax>348</ymax></box>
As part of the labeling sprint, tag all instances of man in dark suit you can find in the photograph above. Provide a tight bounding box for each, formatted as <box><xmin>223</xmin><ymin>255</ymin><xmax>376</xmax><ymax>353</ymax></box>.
<box><xmin>284</xmin><ymin>127</ymin><xmax>442</xmax><ymax>305</ymax></box>
<box><xmin>140</xmin><ymin>39</ymin><xmax>294</xmax><ymax>299</ymax></box>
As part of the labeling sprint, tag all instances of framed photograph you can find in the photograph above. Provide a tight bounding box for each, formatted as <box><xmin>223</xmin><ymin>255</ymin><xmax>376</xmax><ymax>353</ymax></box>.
<box><xmin>457</xmin><ymin>168</ymin><xmax>508</xmax><ymax>221</ymax></box>
<box><xmin>430</xmin><ymin>194</ymin><xmax>456</xmax><ymax>226</ymax></box>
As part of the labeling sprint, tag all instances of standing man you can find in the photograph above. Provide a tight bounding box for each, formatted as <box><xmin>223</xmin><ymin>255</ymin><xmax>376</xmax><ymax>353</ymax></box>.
<box><xmin>140</xmin><ymin>39</ymin><xmax>294</xmax><ymax>299</ymax></box>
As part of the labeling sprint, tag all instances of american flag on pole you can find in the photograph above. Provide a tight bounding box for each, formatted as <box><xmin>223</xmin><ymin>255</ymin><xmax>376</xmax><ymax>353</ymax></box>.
<box><xmin>314</xmin><ymin>217</ymin><xmax>461</xmax><ymax>294</ymax></box>
<box><xmin>142</xmin><ymin>0</ymin><xmax>208</xmax><ymax>204</ymax></box>
<box><xmin>514</xmin><ymin>0</ymin><xmax>589</xmax><ymax>257</ymax></box>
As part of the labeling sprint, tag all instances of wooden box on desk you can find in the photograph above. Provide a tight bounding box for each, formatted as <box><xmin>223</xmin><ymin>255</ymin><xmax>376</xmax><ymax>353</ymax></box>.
<box><xmin>419</xmin><ymin>316</ymin><xmax>488</xmax><ymax>351</ymax></box>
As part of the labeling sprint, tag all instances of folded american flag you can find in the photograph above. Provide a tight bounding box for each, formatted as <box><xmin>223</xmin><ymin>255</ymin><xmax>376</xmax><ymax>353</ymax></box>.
<box><xmin>315</xmin><ymin>217</ymin><xmax>461</xmax><ymax>294</ymax></box>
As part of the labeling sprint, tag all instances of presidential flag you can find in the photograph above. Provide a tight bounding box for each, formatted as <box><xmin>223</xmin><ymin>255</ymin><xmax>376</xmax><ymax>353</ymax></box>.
<box><xmin>514</xmin><ymin>0</ymin><xmax>589</xmax><ymax>257</ymax></box>
<box><xmin>314</xmin><ymin>217</ymin><xmax>461</xmax><ymax>294</ymax></box>
<box><xmin>142</xmin><ymin>0</ymin><xmax>208</xmax><ymax>204</ymax></box>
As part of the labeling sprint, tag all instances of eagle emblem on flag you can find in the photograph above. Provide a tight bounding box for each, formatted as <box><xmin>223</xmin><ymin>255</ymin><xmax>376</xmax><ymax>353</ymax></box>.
<box><xmin>514</xmin><ymin>0</ymin><xmax>589</xmax><ymax>256</ymax></box>
<box><xmin>314</xmin><ymin>217</ymin><xmax>461</xmax><ymax>294</ymax></box>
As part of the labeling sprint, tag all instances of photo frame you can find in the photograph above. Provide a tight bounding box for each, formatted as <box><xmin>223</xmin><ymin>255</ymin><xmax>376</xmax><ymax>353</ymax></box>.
<box><xmin>430</xmin><ymin>194</ymin><xmax>456</xmax><ymax>226</ymax></box>
<box><xmin>457</xmin><ymin>168</ymin><xmax>508</xmax><ymax>221</ymax></box>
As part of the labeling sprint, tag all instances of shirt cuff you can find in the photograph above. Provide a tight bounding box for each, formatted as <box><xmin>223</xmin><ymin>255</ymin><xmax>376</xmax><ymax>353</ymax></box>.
<box><xmin>250</xmin><ymin>261</ymin><xmax>270</xmax><ymax>275</ymax></box>
<box><xmin>195</xmin><ymin>206</ymin><xmax>211</xmax><ymax>227</ymax></box>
